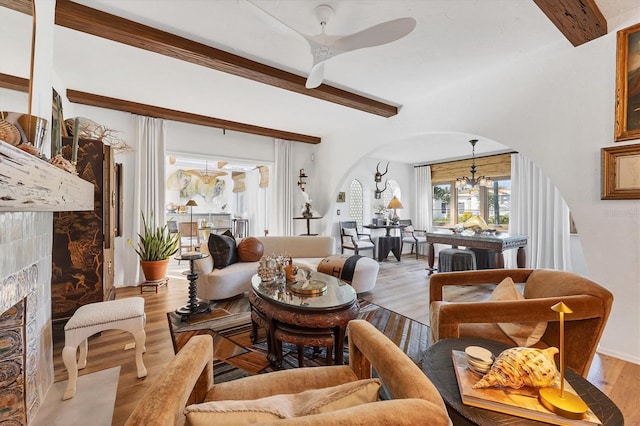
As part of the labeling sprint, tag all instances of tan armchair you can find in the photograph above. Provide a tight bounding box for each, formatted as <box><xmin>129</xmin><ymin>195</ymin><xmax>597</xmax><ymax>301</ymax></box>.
<box><xmin>429</xmin><ymin>269</ymin><xmax>613</xmax><ymax>377</ymax></box>
<box><xmin>126</xmin><ymin>320</ymin><xmax>451</xmax><ymax>425</ymax></box>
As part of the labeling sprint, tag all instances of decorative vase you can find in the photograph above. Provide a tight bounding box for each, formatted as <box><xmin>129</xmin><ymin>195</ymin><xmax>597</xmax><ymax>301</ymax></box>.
<box><xmin>140</xmin><ymin>258</ymin><xmax>170</xmax><ymax>281</ymax></box>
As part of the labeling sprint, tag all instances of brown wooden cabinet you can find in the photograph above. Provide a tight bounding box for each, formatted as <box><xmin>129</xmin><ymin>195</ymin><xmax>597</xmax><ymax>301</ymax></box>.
<box><xmin>51</xmin><ymin>138</ymin><xmax>116</xmax><ymax>321</ymax></box>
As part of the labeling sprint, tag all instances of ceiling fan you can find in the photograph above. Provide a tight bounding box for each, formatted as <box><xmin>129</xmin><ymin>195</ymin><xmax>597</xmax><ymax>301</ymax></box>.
<box><xmin>245</xmin><ymin>1</ymin><xmax>417</xmax><ymax>89</ymax></box>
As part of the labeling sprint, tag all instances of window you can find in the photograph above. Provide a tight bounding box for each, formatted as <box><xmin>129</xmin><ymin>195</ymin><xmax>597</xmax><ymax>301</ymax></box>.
<box><xmin>348</xmin><ymin>179</ymin><xmax>364</xmax><ymax>231</ymax></box>
<box><xmin>432</xmin><ymin>183</ymin><xmax>451</xmax><ymax>226</ymax></box>
<box><xmin>430</xmin><ymin>153</ymin><xmax>511</xmax><ymax>229</ymax></box>
<box><xmin>432</xmin><ymin>178</ymin><xmax>510</xmax><ymax>228</ymax></box>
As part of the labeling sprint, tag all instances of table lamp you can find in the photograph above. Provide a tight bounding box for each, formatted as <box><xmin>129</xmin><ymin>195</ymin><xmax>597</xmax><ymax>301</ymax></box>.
<box><xmin>186</xmin><ymin>199</ymin><xmax>198</xmax><ymax>251</ymax></box>
<box><xmin>387</xmin><ymin>196</ymin><xmax>404</xmax><ymax>224</ymax></box>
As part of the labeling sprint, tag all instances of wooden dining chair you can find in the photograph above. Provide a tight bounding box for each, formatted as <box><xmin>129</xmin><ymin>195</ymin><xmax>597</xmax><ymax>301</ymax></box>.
<box><xmin>398</xmin><ymin>219</ymin><xmax>427</xmax><ymax>259</ymax></box>
<box><xmin>339</xmin><ymin>221</ymin><xmax>375</xmax><ymax>257</ymax></box>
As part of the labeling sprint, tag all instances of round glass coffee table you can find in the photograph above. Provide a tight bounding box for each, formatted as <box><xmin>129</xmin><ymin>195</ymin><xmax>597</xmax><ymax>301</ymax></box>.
<box><xmin>249</xmin><ymin>270</ymin><xmax>358</xmax><ymax>367</ymax></box>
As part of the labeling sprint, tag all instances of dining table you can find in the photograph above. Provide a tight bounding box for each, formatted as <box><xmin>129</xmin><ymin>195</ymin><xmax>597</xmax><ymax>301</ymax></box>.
<box><xmin>426</xmin><ymin>230</ymin><xmax>527</xmax><ymax>275</ymax></box>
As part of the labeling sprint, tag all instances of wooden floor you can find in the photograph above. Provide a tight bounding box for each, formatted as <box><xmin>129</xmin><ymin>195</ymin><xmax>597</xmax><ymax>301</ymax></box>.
<box><xmin>52</xmin><ymin>255</ymin><xmax>639</xmax><ymax>425</ymax></box>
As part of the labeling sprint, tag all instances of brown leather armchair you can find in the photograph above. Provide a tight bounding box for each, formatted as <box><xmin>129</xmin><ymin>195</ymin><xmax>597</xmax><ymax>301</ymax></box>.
<box><xmin>429</xmin><ymin>269</ymin><xmax>613</xmax><ymax>377</ymax></box>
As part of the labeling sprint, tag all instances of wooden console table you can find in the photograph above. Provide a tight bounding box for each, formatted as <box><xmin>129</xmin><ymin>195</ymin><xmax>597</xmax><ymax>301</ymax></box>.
<box><xmin>426</xmin><ymin>231</ymin><xmax>527</xmax><ymax>275</ymax></box>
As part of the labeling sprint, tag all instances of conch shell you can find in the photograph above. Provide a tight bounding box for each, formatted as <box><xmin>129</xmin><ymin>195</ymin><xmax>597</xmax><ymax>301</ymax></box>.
<box><xmin>473</xmin><ymin>347</ymin><xmax>559</xmax><ymax>389</ymax></box>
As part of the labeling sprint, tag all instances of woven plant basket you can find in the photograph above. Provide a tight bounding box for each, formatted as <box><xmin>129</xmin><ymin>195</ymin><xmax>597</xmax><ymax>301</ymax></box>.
<box><xmin>0</xmin><ymin>118</ymin><xmax>21</xmax><ymax>146</ymax></box>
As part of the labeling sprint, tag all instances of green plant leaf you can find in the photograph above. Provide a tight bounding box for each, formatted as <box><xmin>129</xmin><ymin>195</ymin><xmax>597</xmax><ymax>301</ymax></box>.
<box><xmin>131</xmin><ymin>210</ymin><xmax>180</xmax><ymax>261</ymax></box>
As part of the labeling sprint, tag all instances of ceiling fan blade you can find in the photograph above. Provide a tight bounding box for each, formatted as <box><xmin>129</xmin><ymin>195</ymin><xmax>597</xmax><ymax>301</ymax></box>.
<box><xmin>241</xmin><ymin>0</ymin><xmax>309</xmax><ymax>44</ymax></box>
<box><xmin>305</xmin><ymin>62</ymin><xmax>325</xmax><ymax>89</ymax></box>
<box><xmin>333</xmin><ymin>17</ymin><xmax>416</xmax><ymax>52</ymax></box>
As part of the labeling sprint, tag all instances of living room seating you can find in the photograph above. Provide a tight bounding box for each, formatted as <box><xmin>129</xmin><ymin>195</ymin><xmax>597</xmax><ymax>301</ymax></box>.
<box><xmin>125</xmin><ymin>320</ymin><xmax>451</xmax><ymax>425</ymax></box>
<box><xmin>429</xmin><ymin>269</ymin><xmax>613</xmax><ymax>377</ymax></box>
<box><xmin>339</xmin><ymin>221</ymin><xmax>375</xmax><ymax>257</ymax></box>
<box><xmin>194</xmin><ymin>236</ymin><xmax>336</xmax><ymax>301</ymax></box>
<box><xmin>398</xmin><ymin>219</ymin><xmax>427</xmax><ymax>259</ymax></box>
<box><xmin>62</xmin><ymin>297</ymin><xmax>147</xmax><ymax>400</ymax></box>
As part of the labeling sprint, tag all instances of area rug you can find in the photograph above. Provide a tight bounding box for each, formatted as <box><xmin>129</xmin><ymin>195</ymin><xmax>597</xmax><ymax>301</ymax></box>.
<box><xmin>167</xmin><ymin>298</ymin><xmax>431</xmax><ymax>380</ymax></box>
<box><xmin>30</xmin><ymin>366</ymin><xmax>120</xmax><ymax>426</ymax></box>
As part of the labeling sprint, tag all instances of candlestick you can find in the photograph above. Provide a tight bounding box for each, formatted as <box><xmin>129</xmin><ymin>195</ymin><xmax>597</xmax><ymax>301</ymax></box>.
<box><xmin>71</xmin><ymin>118</ymin><xmax>79</xmax><ymax>164</ymax></box>
<box><xmin>539</xmin><ymin>302</ymin><xmax>588</xmax><ymax>419</ymax></box>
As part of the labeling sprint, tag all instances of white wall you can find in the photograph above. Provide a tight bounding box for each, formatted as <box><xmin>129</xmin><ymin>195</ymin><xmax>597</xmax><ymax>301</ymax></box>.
<box><xmin>310</xmin><ymin>14</ymin><xmax>640</xmax><ymax>364</ymax></box>
<box><xmin>1</xmin><ymin>5</ymin><xmax>637</xmax><ymax>364</ymax></box>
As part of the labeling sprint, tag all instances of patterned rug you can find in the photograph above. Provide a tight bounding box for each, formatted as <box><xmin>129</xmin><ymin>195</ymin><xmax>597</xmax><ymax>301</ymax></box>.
<box><xmin>167</xmin><ymin>297</ymin><xmax>431</xmax><ymax>382</ymax></box>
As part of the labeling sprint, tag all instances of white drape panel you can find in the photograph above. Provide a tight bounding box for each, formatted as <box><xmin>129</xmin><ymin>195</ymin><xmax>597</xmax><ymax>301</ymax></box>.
<box><xmin>510</xmin><ymin>153</ymin><xmax>572</xmax><ymax>270</ymax></box>
<box><xmin>244</xmin><ymin>167</ymin><xmax>270</xmax><ymax>237</ymax></box>
<box><xmin>274</xmin><ymin>139</ymin><xmax>294</xmax><ymax>236</ymax></box>
<box><xmin>123</xmin><ymin>116</ymin><xmax>166</xmax><ymax>285</ymax></box>
<box><xmin>414</xmin><ymin>165</ymin><xmax>433</xmax><ymax>231</ymax></box>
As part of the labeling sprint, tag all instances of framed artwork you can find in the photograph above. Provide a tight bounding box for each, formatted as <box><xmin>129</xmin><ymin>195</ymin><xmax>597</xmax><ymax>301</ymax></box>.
<box><xmin>601</xmin><ymin>143</ymin><xmax>640</xmax><ymax>200</ymax></box>
<box><xmin>614</xmin><ymin>23</ymin><xmax>640</xmax><ymax>142</ymax></box>
<box><xmin>337</xmin><ymin>191</ymin><xmax>346</xmax><ymax>203</ymax></box>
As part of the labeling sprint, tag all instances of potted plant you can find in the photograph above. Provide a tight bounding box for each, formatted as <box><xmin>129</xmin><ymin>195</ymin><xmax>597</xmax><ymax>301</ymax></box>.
<box><xmin>129</xmin><ymin>211</ymin><xmax>180</xmax><ymax>281</ymax></box>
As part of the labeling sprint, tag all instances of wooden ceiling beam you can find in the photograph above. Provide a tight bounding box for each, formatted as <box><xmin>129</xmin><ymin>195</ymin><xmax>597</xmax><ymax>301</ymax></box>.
<box><xmin>66</xmin><ymin>89</ymin><xmax>321</xmax><ymax>144</ymax></box>
<box><xmin>533</xmin><ymin>0</ymin><xmax>607</xmax><ymax>47</ymax></box>
<box><xmin>0</xmin><ymin>71</ymin><xmax>319</xmax><ymax>143</ymax></box>
<box><xmin>0</xmin><ymin>73</ymin><xmax>29</xmax><ymax>92</ymax></box>
<box><xmin>51</xmin><ymin>0</ymin><xmax>398</xmax><ymax>118</ymax></box>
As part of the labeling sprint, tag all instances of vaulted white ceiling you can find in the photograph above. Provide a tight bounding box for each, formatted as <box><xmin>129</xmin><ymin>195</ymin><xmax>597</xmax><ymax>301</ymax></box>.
<box><xmin>4</xmin><ymin>0</ymin><xmax>638</xmax><ymax>163</ymax></box>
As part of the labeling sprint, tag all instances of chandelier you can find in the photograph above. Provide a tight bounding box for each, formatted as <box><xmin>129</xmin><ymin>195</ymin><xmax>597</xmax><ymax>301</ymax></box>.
<box><xmin>455</xmin><ymin>139</ymin><xmax>493</xmax><ymax>188</ymax></box>
<box><xmin>183</xmin><ymin>160</ymin><xmax>227</xmax><ymax>184</ymax></box>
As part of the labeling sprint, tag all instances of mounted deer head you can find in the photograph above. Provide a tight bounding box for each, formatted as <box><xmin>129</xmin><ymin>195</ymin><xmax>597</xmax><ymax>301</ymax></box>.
<box><xmin>374</xmin><ymin>180</ymin><xmax>388</xmax><ymax>199</ymax></box>
<box><xmin>375</xmin><ymin>161</ymin><xmax>389</xmax><ymax>183</ymax></box>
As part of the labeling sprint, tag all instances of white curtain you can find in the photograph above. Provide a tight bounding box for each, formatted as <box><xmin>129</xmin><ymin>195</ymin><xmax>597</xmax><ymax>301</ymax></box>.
<box><xmin>510</xmin><ymin>153</ymin><xmax>572</xmax><ymax>270</ymax></box>
<box><xmin>122</xmin><ymin>115</ymin><xmax>166</xmax><ymax>285</ymax></box>
<box><xmin>244</xmin><ymin>166</ymin><xmax>271</xmax><ymax>237</ymax></box>
<box><xmin>274</xmin><ymin>139</ymin><xmax>294</xmax><ymax>236</ymax></box>
<box><xmin>414</xmin><ymin>165</ymin><xmax>433</xmax><ymax>231</ymax></box>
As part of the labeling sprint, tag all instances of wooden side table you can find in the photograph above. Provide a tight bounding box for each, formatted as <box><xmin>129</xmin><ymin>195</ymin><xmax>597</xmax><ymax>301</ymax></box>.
<box><xmin>174</xmin><ymin>253</ymin><xmax>210</xmax><ymax>321</ymax></box>
<box><xmin>422</xmin><ymin>338</ymin><xmax>624</xmax><ymax>425</ymax></box>
<box><xmin>377</xmin><ymin>235</ymin><xmax>402</xmax><ymax>261</ymax></box>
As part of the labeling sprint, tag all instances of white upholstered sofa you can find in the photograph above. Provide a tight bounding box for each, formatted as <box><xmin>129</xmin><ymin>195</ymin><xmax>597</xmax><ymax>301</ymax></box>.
<box><xmin>194</xmin><ymin>236</ymin><xmax>336</xmax><ymax>301</ymax></box>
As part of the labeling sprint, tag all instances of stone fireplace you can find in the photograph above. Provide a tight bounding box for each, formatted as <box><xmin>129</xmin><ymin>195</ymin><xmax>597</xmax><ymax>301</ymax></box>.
<box><xmin>0</xmin><ymin>212</ymin><xmax>54</xmax><ymax>423</ymax></box>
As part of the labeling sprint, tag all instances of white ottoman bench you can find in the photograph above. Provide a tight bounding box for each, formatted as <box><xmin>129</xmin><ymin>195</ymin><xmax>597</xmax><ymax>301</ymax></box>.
<box><xmin>317</xmin><ymin>254</ymin><xmax>380</xmax><ymax>293</ymax></box>
<box><xmin>62</xmin><ymin>297</ymin><xmax>147</xmax><ymax>400</ymax></box>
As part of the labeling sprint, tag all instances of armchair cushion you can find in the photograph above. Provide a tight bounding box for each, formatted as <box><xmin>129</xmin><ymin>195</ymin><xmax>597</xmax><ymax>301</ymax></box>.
<box><xmin>184</xmin><ymin>378</ymin><xmax>381</xmax><ymax>425</ymax></box>
<box><xmin>490</xmin><ymin>277</ymin><xmax>547</xmax><ymax>347</ymax></box>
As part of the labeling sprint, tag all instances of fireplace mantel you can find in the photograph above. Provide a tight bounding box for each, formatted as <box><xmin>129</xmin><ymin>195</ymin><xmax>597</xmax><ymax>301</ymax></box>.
<box><xmin>0</xmin><ymin>141</ymin><xmax>93</xmax><ymax>212</ymax></box>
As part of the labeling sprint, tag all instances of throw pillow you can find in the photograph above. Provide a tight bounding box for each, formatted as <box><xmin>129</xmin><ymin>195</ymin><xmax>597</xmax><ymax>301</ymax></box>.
<box><xmin>404</xmin><ymin>225</ymin><xmax>415</xmax><ymax>233</ymax></box>
<box><xmin>184</xmin><ymin>379</ymin><xmax>381</xmax><ymax>425</ymax></box>
<box><xmin>207</xmin><ymin>233</ymin><xmax>238</xmax><ymax>269</ymax></box>
<box><xmin>490</xmin><ymin>277</ymin><xmax>547</xmax><ymax>347</ymax></box>
<box><xmin>237</xmin><ymin>237</ymin><xmax>264</xmax><ymax>262</ymax></box>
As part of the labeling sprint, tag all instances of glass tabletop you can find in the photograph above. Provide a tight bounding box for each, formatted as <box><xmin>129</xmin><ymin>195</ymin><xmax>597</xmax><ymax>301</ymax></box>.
<box><xmin>251</xmin><ymin>269</ymin><xmax>356</xmax><ymax>310</ymax></box>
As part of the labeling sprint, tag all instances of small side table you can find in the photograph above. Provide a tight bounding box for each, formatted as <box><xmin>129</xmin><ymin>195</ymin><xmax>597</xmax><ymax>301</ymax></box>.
<box><xmin>422</xmin><ymin>338</ymin><xmax>624</xmax><ymax>425</ymax></box>
<box><xmin>174</xmin><ymin>252</ymin><xmax>210</xmax><ymax>321</ymax></box>
<box><xmin>377</xmin><ymin>236</ymin><xmax>401</xmax><ymax>261</ymax></box>
<box><xmin>293</xmin><ymin>216</ymin><xmax>323</xmax><ymax>236</ymax></box>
